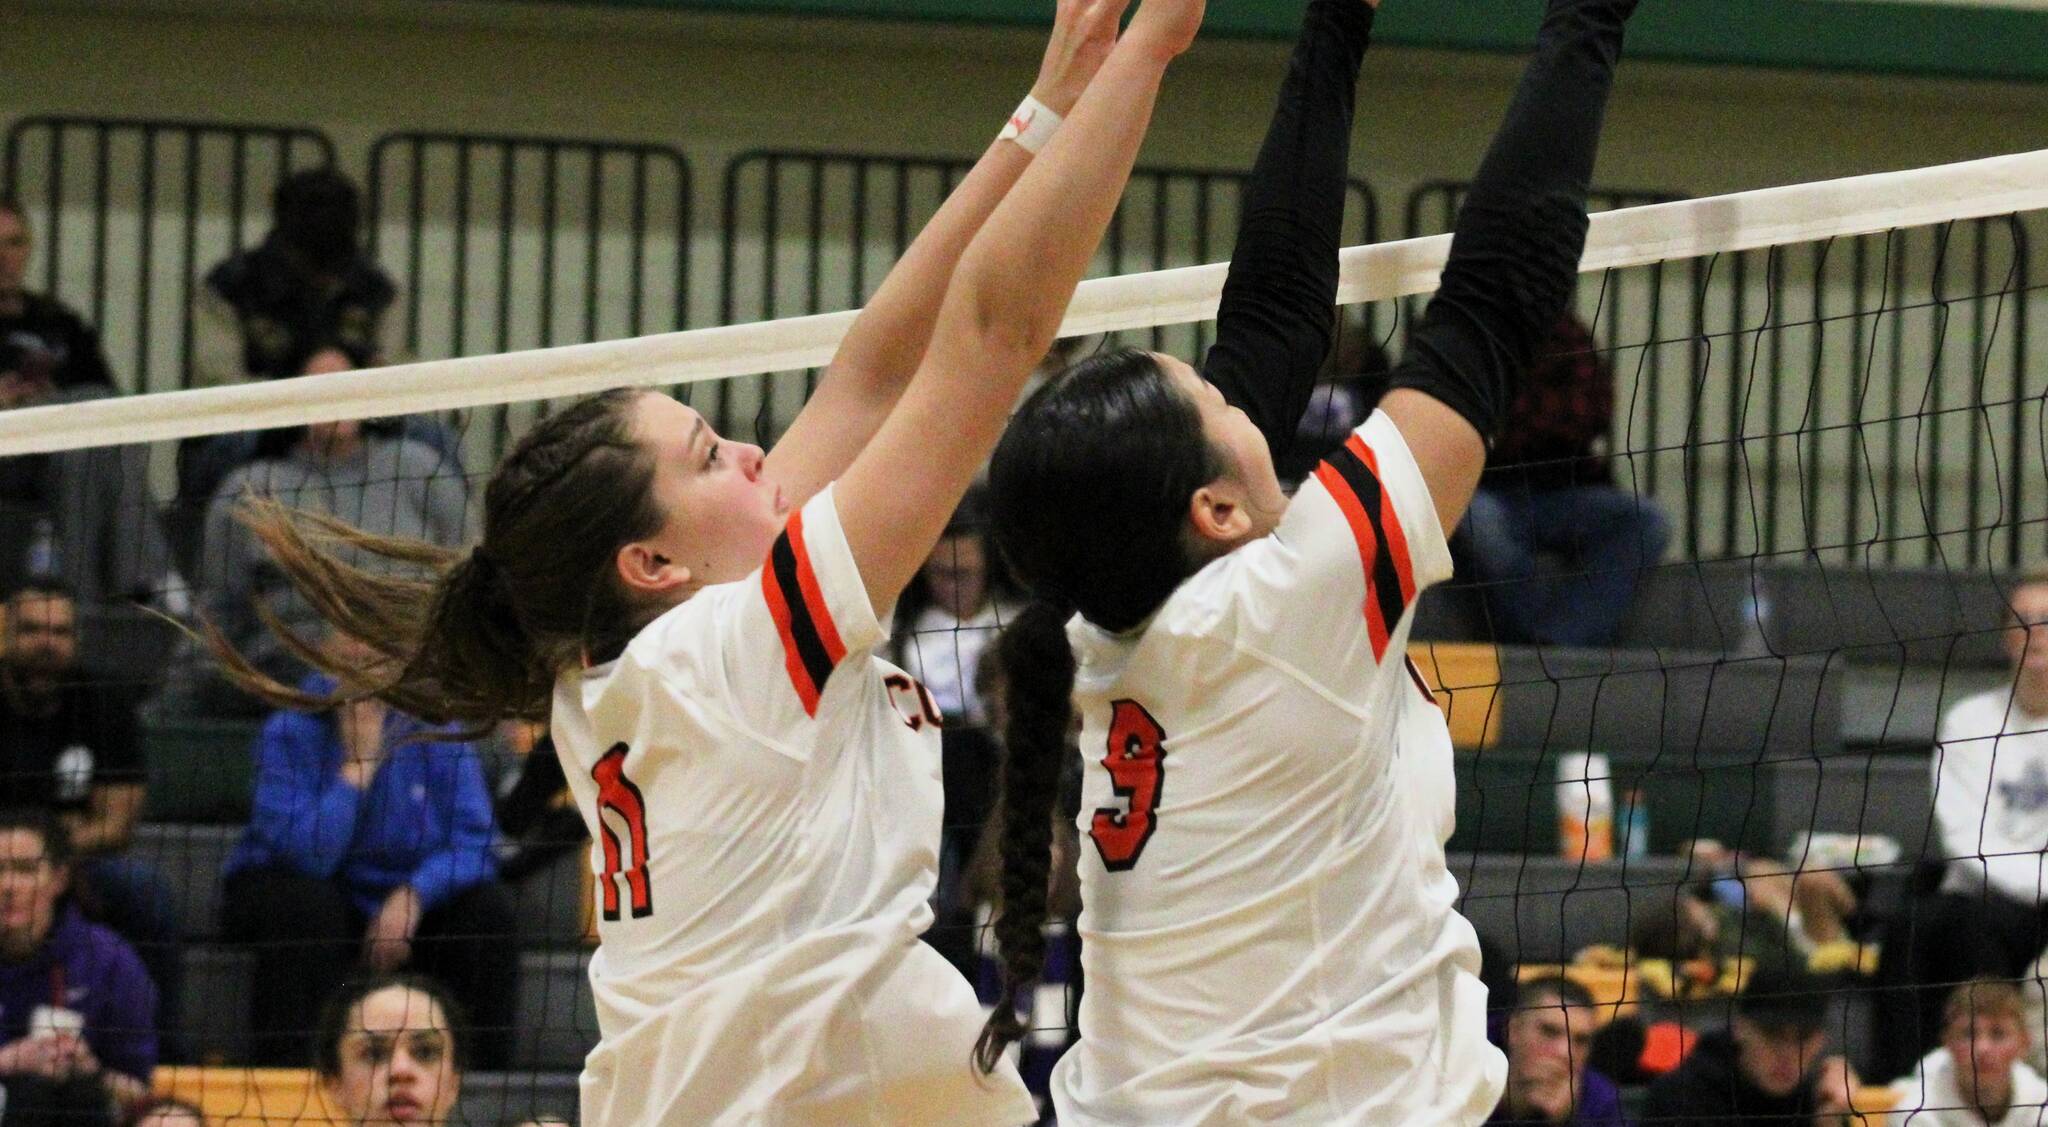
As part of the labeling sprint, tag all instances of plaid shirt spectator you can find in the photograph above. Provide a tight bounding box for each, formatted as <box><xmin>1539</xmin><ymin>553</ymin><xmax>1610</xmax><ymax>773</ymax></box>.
<box><xmin>1485</xmin><ymin>314</ymin><xmax>1613</xmax><ymax>491</ymax></box>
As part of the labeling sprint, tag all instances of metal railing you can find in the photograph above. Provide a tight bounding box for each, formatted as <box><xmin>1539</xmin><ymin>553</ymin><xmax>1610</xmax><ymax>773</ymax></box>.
<box><xmin>366</xmin><ymin>131</ymin><xmax>695</xmax><ymax>466</ymax></box>
<box><xmin>1</xmin><ymin>117</ymin><xmax>336</xmax><ymax>394</ymax></box>
<box><xmin>1403</xmin><ymin>181</ymin><xmax>2040</xmax><ymax>570</ymax></box>
<box><xmin>716</xmin><ymin>149</ymin><xmax>1380</xmax><ymax>443</ymax></box>
<box><xmin>4</xmin><ymin>113</ymin><xmax>2036</xmax><ymax>571</ymax></box>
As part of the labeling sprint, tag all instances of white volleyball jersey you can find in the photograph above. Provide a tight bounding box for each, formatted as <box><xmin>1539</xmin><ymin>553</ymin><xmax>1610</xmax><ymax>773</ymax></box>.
<box><xmin>1049</xmin><ymin>412</ymin><xmax>1505</xmax><ymax>1126</ymax></box>
<box><xmin>551</xmin><ymin>485</ymin><xmax>1034</xmax><ymax>1127</ymax></box>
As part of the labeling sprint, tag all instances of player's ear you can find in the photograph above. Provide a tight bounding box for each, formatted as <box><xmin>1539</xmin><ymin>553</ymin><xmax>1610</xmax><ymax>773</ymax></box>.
<box><xmin>1187</xmin><ymin>479</ymin><xmax>1252</xmax><ymax>545</ymax></box>
<box><xmin>615</xmin><ymin>541</ymin><xmax>693</xmax><ymax>597</ymax></box>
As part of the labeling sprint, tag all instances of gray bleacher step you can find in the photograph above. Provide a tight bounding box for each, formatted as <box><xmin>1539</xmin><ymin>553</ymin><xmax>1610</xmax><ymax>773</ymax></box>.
<box><xmin>515</xmin><ymin>950</ymin><xmax>600</xmax><ymax>1072</ymax></box>
<box><xmin>131</xmin><ymin>824</ymin><xmax>589</xmax><ymax>947</ymax></box>
<box><xmin>1450</xmin><ymin>848</ymin><xmax>1919</xmax><ymax>968</ymax></box>
<box><xmin>131</xmin><ymin>824</ymin><xmax>236</xmax><ymax>940</ymax></box>
<box><xmin>511</xmin><ymin>851</ymin><xmax>590</xmax><ymax>947</ymax></box>
<box><xmin>1617</xmin><ymin>562</ymin><xmax>2015</xmax><ymax>667</ymax></box>
<box><xmin>1765</xmin><ymin>751</ymin><xmax>1936</xmax><ymax>863</ymax></box>
<box><xmin>1456</xmin><ymin>746</ymin><xmax>1937</xmax><ymax>860</ymax></box>
<box><xmin>460</xmin><ymin>1070</ymin><xmax>582</xmax><ymax>1126</ymax></box>
<box><xmin>1485</xmin><ymin>644</ymin><xmax>1845</xmax><ymax>762</ymax></box>
<box><xmin>1453</xmin><ymin>852</ymin><xmax>1697</xmax><ymax>966</ymax></box>
<box><xmin>179</xmin><ymin>947</ymin><xmax>597</xmax><ymax>1072</ymax></box>
<box><xmin>1422</xmin><ymin>561</ymin><xmax>2015</xmax><ymax>672</ymax></box>
<box><xmin>1840</xmin><ymin>662</ymin><xmax>2010</xmax><ymax>749</ymax></box>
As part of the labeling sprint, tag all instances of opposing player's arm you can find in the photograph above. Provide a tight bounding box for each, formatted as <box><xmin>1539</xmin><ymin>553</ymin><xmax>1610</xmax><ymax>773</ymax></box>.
<box><xmin>763</xmin><ymin>0</ymin><xmax>1124</xmax><ymax>511</ymax></box>
<box><xmin>68</xmin><ymin>782</ymin><xmax>145</xmax><ymax>853</ymax></box>
<box><xmin>1379</xmin><ymin>0</ymin><xmax>1634</xmax><ymax>533</ymax></box>
<box><xmin>1200</xmin><ymin>0</ymin><xmax>1375</xmax><ymax>455</ymax></box>
<box><xmin>837</xmin><ymin>0</ymin><xmax>1203</xmax><ymax>612</ymax></box>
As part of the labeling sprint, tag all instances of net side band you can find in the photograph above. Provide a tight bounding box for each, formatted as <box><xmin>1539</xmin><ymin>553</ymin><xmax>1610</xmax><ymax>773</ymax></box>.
<box><xmin>1</xmin><ymin>147</ymin><xmax>2043</xmax><ymax>457</ymax></box>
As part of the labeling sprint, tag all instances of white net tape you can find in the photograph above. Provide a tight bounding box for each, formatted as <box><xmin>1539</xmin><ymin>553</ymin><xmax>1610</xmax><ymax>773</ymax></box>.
<box><xmin>0</xmin><ymin>148</ymin><xmax>2043</xmax><ymax>457</ymax></box>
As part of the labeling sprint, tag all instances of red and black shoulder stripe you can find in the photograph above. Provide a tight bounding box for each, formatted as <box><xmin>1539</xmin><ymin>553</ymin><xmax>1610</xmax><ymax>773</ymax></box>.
<box><xmin>1311</xmin><ymin>433</ymin><xmax>1418</xmax><ymax>662</ymax></box>
<box><xmin>760</xmin><ymin>508</ymin><xmax>849</xmax><ymax>717</ymax></box>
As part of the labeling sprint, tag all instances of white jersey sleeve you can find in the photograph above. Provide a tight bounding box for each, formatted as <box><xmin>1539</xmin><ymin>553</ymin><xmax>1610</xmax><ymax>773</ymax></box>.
<box><xmin>633</xmin><ymin>483</ymin><xmax>888</xmax><ymax>756</ymax></box>
<box><xmin>1235</xmin><ymin>409</ymin><xmax>1453</xmax><ymax>689</ymax></box>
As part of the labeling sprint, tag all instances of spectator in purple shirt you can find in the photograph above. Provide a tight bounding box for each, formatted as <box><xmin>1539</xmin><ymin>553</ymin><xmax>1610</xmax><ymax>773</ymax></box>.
<box><xmin>219</xmin><ymin>630</ymin><xmax>514</xmax><ymax>1069</ymax></box>
<box><xmin>0</xmin><ymin>807</ymin><xmax>155</xmax><ymax>1127</ymax></box>
<box><xmin>1490</xmin><ymin>975</ymin><xmax>1629</xmax><ymax>1126</ymax></box>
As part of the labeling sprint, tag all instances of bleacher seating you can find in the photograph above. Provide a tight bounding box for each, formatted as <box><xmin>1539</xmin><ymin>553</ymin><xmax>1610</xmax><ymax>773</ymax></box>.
<box><xmin>151</xmin><ymin>1067</ymin><xmax>580</xmax><ymax>1125</ymax></box>
<box><xmin>143</xmin><ymin>719</ymin><xmax>264</xmax><ymax>823</ymax></box>
<box><xmin>1452</xmin><ymin>748</ymin><xmax>1937</xmax><ymax>859</ymax></box>
<box><xmin>101</xmin><ymin>554</ymin><xmax>1999</xmax><ymax>1106</ymax></box>
<box><xmin>129</xmin><ymin>824</ymin><xmax>599</xmax><ymax>1071</ymax></box>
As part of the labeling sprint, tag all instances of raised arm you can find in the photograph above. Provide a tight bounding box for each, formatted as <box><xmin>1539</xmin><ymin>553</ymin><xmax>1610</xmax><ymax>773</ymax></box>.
<box><xmin>1201</xmin><ymin>0</ymin><xmax>1376</xmax><ymax>460</ymax></box>
<box><xmin>1380</xmin><ymin>0</ymin><xmax>1635</xmax><ymax>534</ymax></box>
<box><xmin>762</xmin><ymin>0</ymin><xmax>1125</xmax><ymax>510</ymax></box>
<box><xmin>837</xmin><ymin>0</ymin><xmax>1204</xmax><ymax>611</ymax></box>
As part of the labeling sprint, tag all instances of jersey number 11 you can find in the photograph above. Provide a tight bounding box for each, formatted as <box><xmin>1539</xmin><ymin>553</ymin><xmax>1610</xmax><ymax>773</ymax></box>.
<box><xmin>593</xmin><ymin>743</ymin><xmax>655</xmax><ymax>920</ymax></box>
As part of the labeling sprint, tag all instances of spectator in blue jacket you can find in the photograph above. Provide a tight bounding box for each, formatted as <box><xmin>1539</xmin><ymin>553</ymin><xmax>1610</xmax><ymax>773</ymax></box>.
<box><xmin>0</xmin><ymin>807</ymin><xmax>154</xmax><ymax>1127</ymax></box>
<box><xmin>218</xmin><ymin>631</ymin><xmax>514</xmax><ymax>1069</ymax></box>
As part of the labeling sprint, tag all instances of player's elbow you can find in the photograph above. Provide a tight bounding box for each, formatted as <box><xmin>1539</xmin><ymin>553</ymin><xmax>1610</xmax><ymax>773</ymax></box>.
<box><xmin>950</xmin><ymin>259</ymin><xmax>1062</xmax><ymax>370</ymax></box>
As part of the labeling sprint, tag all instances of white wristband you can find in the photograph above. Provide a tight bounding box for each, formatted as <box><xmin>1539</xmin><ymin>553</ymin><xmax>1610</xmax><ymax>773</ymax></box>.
<box><xmin>998</xmin><ymin>95</ymin><xmax>1063</xmax><ymax>155</ymax></box>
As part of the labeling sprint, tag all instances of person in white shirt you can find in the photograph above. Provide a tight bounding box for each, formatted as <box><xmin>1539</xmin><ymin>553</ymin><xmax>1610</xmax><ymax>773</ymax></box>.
<box><xmin>198</xmin><ymin>0</ymin><xmax>1208</xmax><ymax>1120</ymax></box>
<box><xmin>976</xmin><ymin>0</ymin><xmax>1639</xmax><ymax>1122</ymax></box>
<box><xmin>1884</xmin><ymin>567</ymin><xmax>2048</xmax><ymax>1081</ymax></box>
<box><xmin>891</xmin><ymin>486</ymin><xmax>1021</xmax><ymax>728</ymax></box>
<box><xmin>1888</xmin><ymin>977</ymin><xmax>2048</xmax><ymax>1126</ymax></box>
<box><xmin>889</xmin><ymin>485</ymin><xmax>1026</xmax><ymax>976</ymax></box>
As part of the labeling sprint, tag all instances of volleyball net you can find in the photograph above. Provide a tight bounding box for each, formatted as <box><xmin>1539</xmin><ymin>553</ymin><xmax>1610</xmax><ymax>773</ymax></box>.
<box><xmin>1</xmin><ymin>148</ymin><xmax>2045</xmax><ymax>1115</ymax></box>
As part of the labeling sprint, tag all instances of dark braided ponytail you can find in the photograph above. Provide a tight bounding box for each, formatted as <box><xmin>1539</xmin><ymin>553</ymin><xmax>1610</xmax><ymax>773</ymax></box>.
<box><xmin>973</xmin><ymin>598</ymin><xmax>1079</xmax><ymax>1074</ymax></box>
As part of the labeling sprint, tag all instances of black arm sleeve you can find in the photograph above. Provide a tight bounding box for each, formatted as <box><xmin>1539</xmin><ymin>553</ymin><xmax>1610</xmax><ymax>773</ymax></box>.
<box><xmin>1386</xmin><ymin>0</ymin><xmax>1635</xmax><ymax>444</ymax></box>
<box><xmin>1200</xmin><ymin>0</ymin><xmax>1373</xmax><ymax>466</ymax></box>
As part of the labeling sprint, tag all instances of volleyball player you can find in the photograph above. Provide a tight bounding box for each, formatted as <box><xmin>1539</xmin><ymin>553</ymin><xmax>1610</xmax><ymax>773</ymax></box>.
<box><xmin>977</xmin><ymin>0</ymin><xmax>1638</xmax><ymax>1121</ymax></box>
<box><xmin>206</xmin><ymin>0</ymin><xmax>1205</xmax><ymax>1119</ymax></box>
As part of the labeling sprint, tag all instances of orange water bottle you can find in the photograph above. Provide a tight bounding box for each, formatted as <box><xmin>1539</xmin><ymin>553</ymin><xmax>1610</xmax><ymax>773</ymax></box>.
<box><xmin>1558</xmin><ymin>751</ymin><xmax>1614</xmax><ymax>863</ymax></box>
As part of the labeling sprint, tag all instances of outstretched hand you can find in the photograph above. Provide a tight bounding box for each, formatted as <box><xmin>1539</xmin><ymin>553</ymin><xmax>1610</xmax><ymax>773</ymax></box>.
<box><xmin>1032</xmin><ymin>0</ymin><xmax>1134</xmax><ymax>116</ymax></box>
<box><xmin>1121</xmin><ymin>0</ymin><xmax>1205</xmax><ymax>61</ymax></box>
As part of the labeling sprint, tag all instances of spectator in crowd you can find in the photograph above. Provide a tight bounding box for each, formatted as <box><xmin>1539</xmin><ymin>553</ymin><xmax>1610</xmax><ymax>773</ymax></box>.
<box><xmin>1632</xmin><ymin>845</ymin><xmax>1858</xmax><ymax>979</ymax></box>
<box><xmin>219</xmin><ymin>630</ymin><xmax>514</xmax><ymax>1069</ymax></box>
<box><xmin>1276</xmin><ymin>317</ymin><xmax>1388</xmax><ymax>483</ymax></box>
<box><xmin>167</xmin><ymin>345</ymin><xmax>468</xmax><ymax>718</ymax></box>
<box><xmin>889</xmin><ymin>486</ymin><xmax>1021</xmax><ymax>727</ymax></box>
<box><xmin>1633</xmin><ymin>883</ymin><xmax>1802</xmax><ymax>972</ymax></box>
<box><xmin>1643</xmin><ymin>959</ymin><xmax>1859</xmax><ymax>1126</ymax></box>
<box><xmin>191</xmin><ymin>170</ymin><xmax>400</xmax><ymax>389</ymax></box>
<box><xmin>1879</xmin><ymin>566</ymin><xmax>2048</xmax><ymax>1078</ymax></box>
<box><xmin>1678</xmin><ymin>838</ymin><xmax>1859</xmax><ymax>952</ymax></box>
<box><xmin>888</xmin><ymin>486</ymin><xmax>1022</xmax><ymax>977</ymax></box>
<box><xmin>316</xmin><ymin>975</ymin><xmax>465</xmax><ymax>1127</ymax></box>
<box><xmin>1489</xmin><ymin>975</ymin><xmax>1628</xmax><ymax>1126</ymax></box>
<box><xmin>1456</xmin><ymin>312</ymin><xmax>1669</xmax><ymax>647</ymax></box>
<box><xmin>131</xmin><ymin>1099</ymin><xmax>207</xmax><ymax>1127</ymax></box>
<box><xmin>0</xmin><ymin>197</ymin><xmax>172</xmax><ymax>607</ymax></box>
<box><xmin>0</xmin><ymin>809</ymin><xmax>154</xmax><ymax>1127</ymax></box>
<box><xmin>0</xmin><ymin>579</ymin><xmax>183</xmax><ymax>1047</ymax></box>
<box><xmin>0</xmin><ymin>197</ymin><xmax>114</xmax><ymax>400</ymax></box>
<box><xmin>1886</xmin><ymin>977</ymin><xmax>2047</xmax><ymax>1126</ymax></box>
<box><xmin>491</xmin><ymin>727</ymin><xmax>586</xmax><ymax>884</ymax></box>
<box><xmin>180</xmin><ymin>168</ymin><xmax>415</xmax><ymax>521</ymax></box>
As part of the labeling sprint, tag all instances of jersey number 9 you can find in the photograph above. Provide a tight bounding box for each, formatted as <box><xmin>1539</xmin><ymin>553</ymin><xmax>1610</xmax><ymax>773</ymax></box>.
<box><xmin>1092</xmin><ymin>700</ymin><xmax>1167</xmax><ymax>872</ymax></box>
